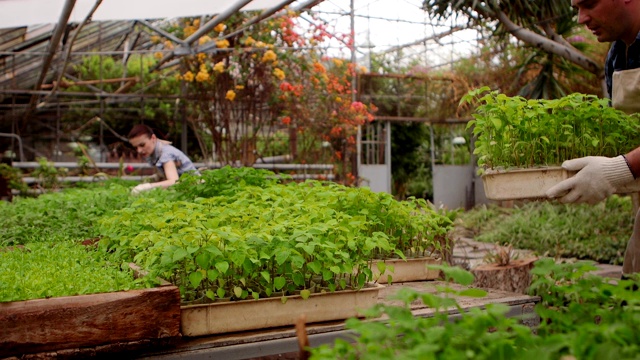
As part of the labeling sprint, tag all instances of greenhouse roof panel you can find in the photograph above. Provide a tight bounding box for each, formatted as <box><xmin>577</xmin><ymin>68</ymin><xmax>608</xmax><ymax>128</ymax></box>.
<box><xmin>0</xmin><ymin>0</ymin><xmax>293</xmax><ymax>29</ymax></box>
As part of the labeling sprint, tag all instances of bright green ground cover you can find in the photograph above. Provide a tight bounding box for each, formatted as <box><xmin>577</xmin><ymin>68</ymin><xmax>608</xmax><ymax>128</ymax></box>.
<box><xmin>0</xmin><ymin>180</ymin><xmax>135</xmax><ymax>246</ymax></box>
<box><xmin>0</xmin><ymin>241</ymin><xmax>144</xmax><ymax>302</ymax></box>
<box><xmin>456</xmin><ymin>195</ymin><xmax>633</xmax><ymax>265</ymax></box>
<box><xmin>0</xmin><ymin>180</ymin><xmax>145</xmax><ymax>302</ymax></box>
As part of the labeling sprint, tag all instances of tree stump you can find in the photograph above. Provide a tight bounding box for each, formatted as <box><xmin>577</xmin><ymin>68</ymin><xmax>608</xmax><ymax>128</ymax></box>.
<box><xmin>471</xmin><ymin>257</ymin><xmax>538</xmax><ymax>294</ymax></box>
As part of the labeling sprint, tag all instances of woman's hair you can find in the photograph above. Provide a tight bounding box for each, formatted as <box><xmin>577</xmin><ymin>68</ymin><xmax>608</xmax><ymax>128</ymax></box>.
<box><xmin>128</xmin><ymin>124</ymin><xmax>154</xmax><ymax>140</ymax></box>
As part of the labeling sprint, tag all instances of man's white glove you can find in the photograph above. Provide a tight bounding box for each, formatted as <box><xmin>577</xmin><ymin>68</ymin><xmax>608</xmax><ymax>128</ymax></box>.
<box><xmin>546</xmin><ymin>155</ymin><xmax>634</xmax><ymax>204</ymax></box>
<box><xmin>131</xmin><ymin>183</ymin><xmax>154</xmax><ymax>195</ymax></box>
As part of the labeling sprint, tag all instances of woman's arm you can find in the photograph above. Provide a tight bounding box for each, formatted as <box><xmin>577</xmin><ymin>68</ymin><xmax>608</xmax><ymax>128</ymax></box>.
<box><xmin>140</xmin><ymin>161</ymin><xmax>179</xmax><ymax>191</ymax></box>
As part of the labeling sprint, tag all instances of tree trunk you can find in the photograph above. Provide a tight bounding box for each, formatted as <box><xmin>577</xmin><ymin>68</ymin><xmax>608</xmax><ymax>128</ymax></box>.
<box><xmin>471</xmin><ymin>257</ymin><xmax>537</xmax><ymax>294</ymax></box>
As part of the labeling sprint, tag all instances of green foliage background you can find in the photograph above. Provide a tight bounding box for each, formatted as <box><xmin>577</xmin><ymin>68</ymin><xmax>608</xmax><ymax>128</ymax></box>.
<box><xmin>457</xmin><ymin>195</ymin><xmax>633</xmax><ymax>265</ymax></box>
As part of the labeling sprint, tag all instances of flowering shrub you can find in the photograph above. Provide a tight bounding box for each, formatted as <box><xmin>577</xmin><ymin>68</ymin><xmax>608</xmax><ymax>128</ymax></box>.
<box><xmin>165</xmin><ymin>10</ymin><xmax>376</xmax><ymax>183</ymax></box>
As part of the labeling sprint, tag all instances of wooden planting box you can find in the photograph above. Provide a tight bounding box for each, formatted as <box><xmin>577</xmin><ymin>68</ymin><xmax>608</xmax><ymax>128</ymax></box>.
<box><xmin>0</xmin><ymin>278</ymin><xmax>181</xmax><ymax>357</ymax></box>
<box><xmin>372</xmin><ymin>256</ymin><xmax>442</xmax><ymax>284</ymax></box>
<box><xmin>180</xmin><ymin>283</ymin><xmax>384</xmax><ymax>337</ymax></box>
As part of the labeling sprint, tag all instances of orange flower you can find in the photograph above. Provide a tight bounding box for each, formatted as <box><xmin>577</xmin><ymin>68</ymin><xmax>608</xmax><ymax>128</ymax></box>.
<box><xmin>214</xmin><ymin>23</ymin><xmax>227</xmax><ymax>32</ymax></box>
<box><xmin>313</xmin><ymin>62</ymin><xmax>326</xmax><ymax>73</ymax></box>
<box><xmin>213</xmin><ymin>61</ymin><xmax>225</xmax><ymax>73</ymax></box>
<box><xmin>243</xmin><ymin>36</ymin><xmax>256</xmax><ymax>46</ymax></box>
<box><xmin>273</xmin><ymin>68</ymin><xmax>285</xmax><ymax>80</ymax></box>
<box><xmin>196</xmin><ymin>70</ymin><xmax>210</xmax><ymax>82</ymax></box>
<box><xmin>282</xmin><ymin>116</ymin><xmax>291</xmax><ymax>125</ymax></box>
<box><xmin>153</xmin><ymin>52</ymin><xmax>163</xmax><ymax>60</ymax></box>
<box><xmin>184</xmin><ymin>26</ymin><xmax>196</xmax><ymax>37</ymax></box>
<box><xmin>225</xmin><ymin>90</ymin><xmax>236</xmax><ymax>101</ymax></box>
<box><xmin>216</xmin><ymin>39</ymin><xmax>230</xmax><ymax>49</ymax></box>
<box><xmin>182</xmin><ymin>71</ymin><xmax>195</xmax><ymax>82</ymax></box>
<box><xmin>261</xmin><ymin>50</ymin><xmax>277</xmax><ymax>62</ymax></box>
<box><xmin>198</xmin><ymin>36</ymin><xmax>211</xmax><ymax>45</ymax></box>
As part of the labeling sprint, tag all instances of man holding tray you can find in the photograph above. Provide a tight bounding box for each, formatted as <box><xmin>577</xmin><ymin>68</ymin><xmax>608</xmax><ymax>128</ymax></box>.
<box><xmin>547</xmin><ymin>0</ymin><xmax>640</xmax><ymax>275</ymax></box>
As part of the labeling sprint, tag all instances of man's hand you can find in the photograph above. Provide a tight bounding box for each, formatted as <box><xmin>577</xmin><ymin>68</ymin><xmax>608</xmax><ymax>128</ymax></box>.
<box><xmin>131</xmin><ymin>183</ymin><xmax>154</xmax><ymax>195</ymax></box>
<box><xmin>546</xmin><ymin>155</ymin><xmax>634</xmax><ymax>204</ymax></box>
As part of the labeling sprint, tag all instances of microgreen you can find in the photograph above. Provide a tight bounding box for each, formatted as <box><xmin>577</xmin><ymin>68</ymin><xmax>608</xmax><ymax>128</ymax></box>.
<box><xmin>0</xmin><ymin>241</ymin><xmax>146</xmax><ymax>303</ymax></box>
<box><xmin>0</xmin><ymin>181</ymin><xmax>135</xmax><ymax>246</ymax></box>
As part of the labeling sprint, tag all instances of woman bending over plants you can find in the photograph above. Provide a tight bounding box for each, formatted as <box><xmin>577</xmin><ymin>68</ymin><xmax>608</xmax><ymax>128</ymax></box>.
<box><xmin>128</xmin><ymin>124</ymin><xmax>199</xmax><ymax>195</ymax></box>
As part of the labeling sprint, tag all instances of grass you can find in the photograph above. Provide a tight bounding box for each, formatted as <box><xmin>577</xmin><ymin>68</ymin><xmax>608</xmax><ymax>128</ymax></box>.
<box><xmin>456</xmin><ymin>195</ymin><xmax>633</xmax><ymax>265</ymax></box>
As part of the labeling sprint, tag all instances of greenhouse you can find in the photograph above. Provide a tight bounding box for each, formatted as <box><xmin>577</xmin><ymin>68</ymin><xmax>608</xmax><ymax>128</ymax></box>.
<box><xmin>2</xmin><ymin>0</ymin><xmax>640</xmax><ymax>359</ymax></box>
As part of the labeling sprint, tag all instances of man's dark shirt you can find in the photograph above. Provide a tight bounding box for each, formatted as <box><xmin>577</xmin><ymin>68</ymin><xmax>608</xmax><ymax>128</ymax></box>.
<box><xmin>605</xmin><ymin>32</ymin><xmax>640</xmax><ymax>98</ymax></box>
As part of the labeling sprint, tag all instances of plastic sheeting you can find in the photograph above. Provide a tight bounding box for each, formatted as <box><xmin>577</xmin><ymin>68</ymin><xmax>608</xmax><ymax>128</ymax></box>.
<box><xmin>0</xmin><ymin>0</ymin><xmax>288</xmax><ymax>29</ymax></box>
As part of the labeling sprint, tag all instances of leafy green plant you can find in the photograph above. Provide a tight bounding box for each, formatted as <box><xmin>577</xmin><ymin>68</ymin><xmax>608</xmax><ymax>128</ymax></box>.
<box><xmin>0</xmin><ymin>163</ymin><xmax>28</xmax><ymax>194</ymax></box>
<box><xmin>98</xmin><ymin>168</ymin><xmax>454</xmax><ymax>302</ymax></box>
<box><xmin>30</xmin><ymin>157</ymin><xmax>67</xmax><ymax>190</ymax></box>
<box><xmin>0</xmin><ymin>241</ymin><xmax>147</xmax><ymax>302</ymax></box>
<box><xmin>462</xmin><ymin>87</ymin><xmax>640</xmax><ymax>170</ymax></box>
<box><xmin>310</xmin><ymin>261</ymin><xmax>640</xmax><ymax>359</ymax></box>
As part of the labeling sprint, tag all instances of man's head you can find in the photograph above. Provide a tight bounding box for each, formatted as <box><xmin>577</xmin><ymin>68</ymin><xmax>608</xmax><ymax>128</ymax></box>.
<box><xmin>572</xmin><ymin>0</ymin><xmax>640</xmax><ymax>44</ymax></box>
<box><xmin>128</xmin><ymin>124</ymin><xmax>157</xmax><ymax>158</ymax></box>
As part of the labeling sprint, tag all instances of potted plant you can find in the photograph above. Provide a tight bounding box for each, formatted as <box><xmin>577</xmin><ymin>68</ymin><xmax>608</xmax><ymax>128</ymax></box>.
<box><xmin>471</xmin><ymin>244</ymin><xmax>538</xmax><ymax>294</ymax></box>
<box><xmin>461</xmin><ymin>87</ymin><xmax>640</xmax><ymax>200</ymax></box>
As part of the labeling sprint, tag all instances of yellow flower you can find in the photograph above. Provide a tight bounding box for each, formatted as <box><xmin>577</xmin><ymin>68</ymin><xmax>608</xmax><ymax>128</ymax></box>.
<box><xmin>235</xmin><ymin>85</ymin><xmax>245</xmax><ymax>90</ymax></box>
<box><xmin>261</xmin><ymin>50</ymin><xmax>277</xmax><ymax>63</ymax></box>
<box><xmin>213</xmin><ymin>61</ymin><xmax>225</xmax><ymax>73</ymax></box>
<box><xmin>335</xmin><ymin>96</ymin><xmax>342</xmax><ymax>103</ymax></box>
<box><xmin>255</xmin><ymin>41</ymin><xmax>266</xmax><ymax>48</ymax></box>
<box><xmin>184</xmin><ymin>26</ymin><xmax>196</xmax><ymax>37</ymax></box>
<box><xmin>214</xmin><ymin>23</ymin><xmax>227</xmax><ymax>32</ymax></box>
<box><xmin>193</xmin><ymin>19</ymin><xmax>200</xmax><ymax>27</ymax></box>
<box><xmin>244</xmin><ymin>36</ymin><xmax>256</xmax><ymax>46</ymax></box>
<box><xmin>164</xmin><ymin>40</ymin><xmax>174</xmax><ymax>50</ymax></box>
<box><xmin>182</xmin><ymin>71</ymin><xmax>195</xmax><ymax>82</ymax></box>
<box><xmin>359</xmin><ymin>65</ymin><xmax>369</xmax><ymax>73</ymax></box>
<box><xmin>226</xmin><ymin>90</ymin><xmax>236</xmax><ymax>101</ymax></box>
<box><xmin>150</xmin><ymin>35</ymin><xmax>161</xmax><ymax>44</ymax></box>
<box><xmin>332</xmin><ymin>59</ymin><xmax>344</xmax><ymax>67</ymax></box>
<box><xmin>154</xmin><ymin>52</ymin><xmax>163</xmax><ymax>60</ymax></box>
<box><xmin>216</xmin><ymin>39</ymin><xmax>230</xmax><ymax>49</ymax></box>
<box><xmin>273</xmin><ymin>68</ymin><xmax>285</xmax><ymax>80</ymax></box>
<box><xmin>199</xmin><ymin>63</ymin><xmax>208</xmax><ymax>71</ymax></box>
<box><xmin>196</xmin><ymin>70</ymin><xmax>210</xmax><ymax>82</ymax></box>
<box><xmin>198</xmin><ymin>35</ymin><xmax>211</xmax><ymax>45</ymax></box>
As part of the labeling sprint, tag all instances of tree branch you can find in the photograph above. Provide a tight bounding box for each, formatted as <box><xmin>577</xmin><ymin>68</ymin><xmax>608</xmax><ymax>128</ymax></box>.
<box><xmin>494</xmin><ymin>9</ymin><xmax>603</xmax><ymax>77</ymax></box>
